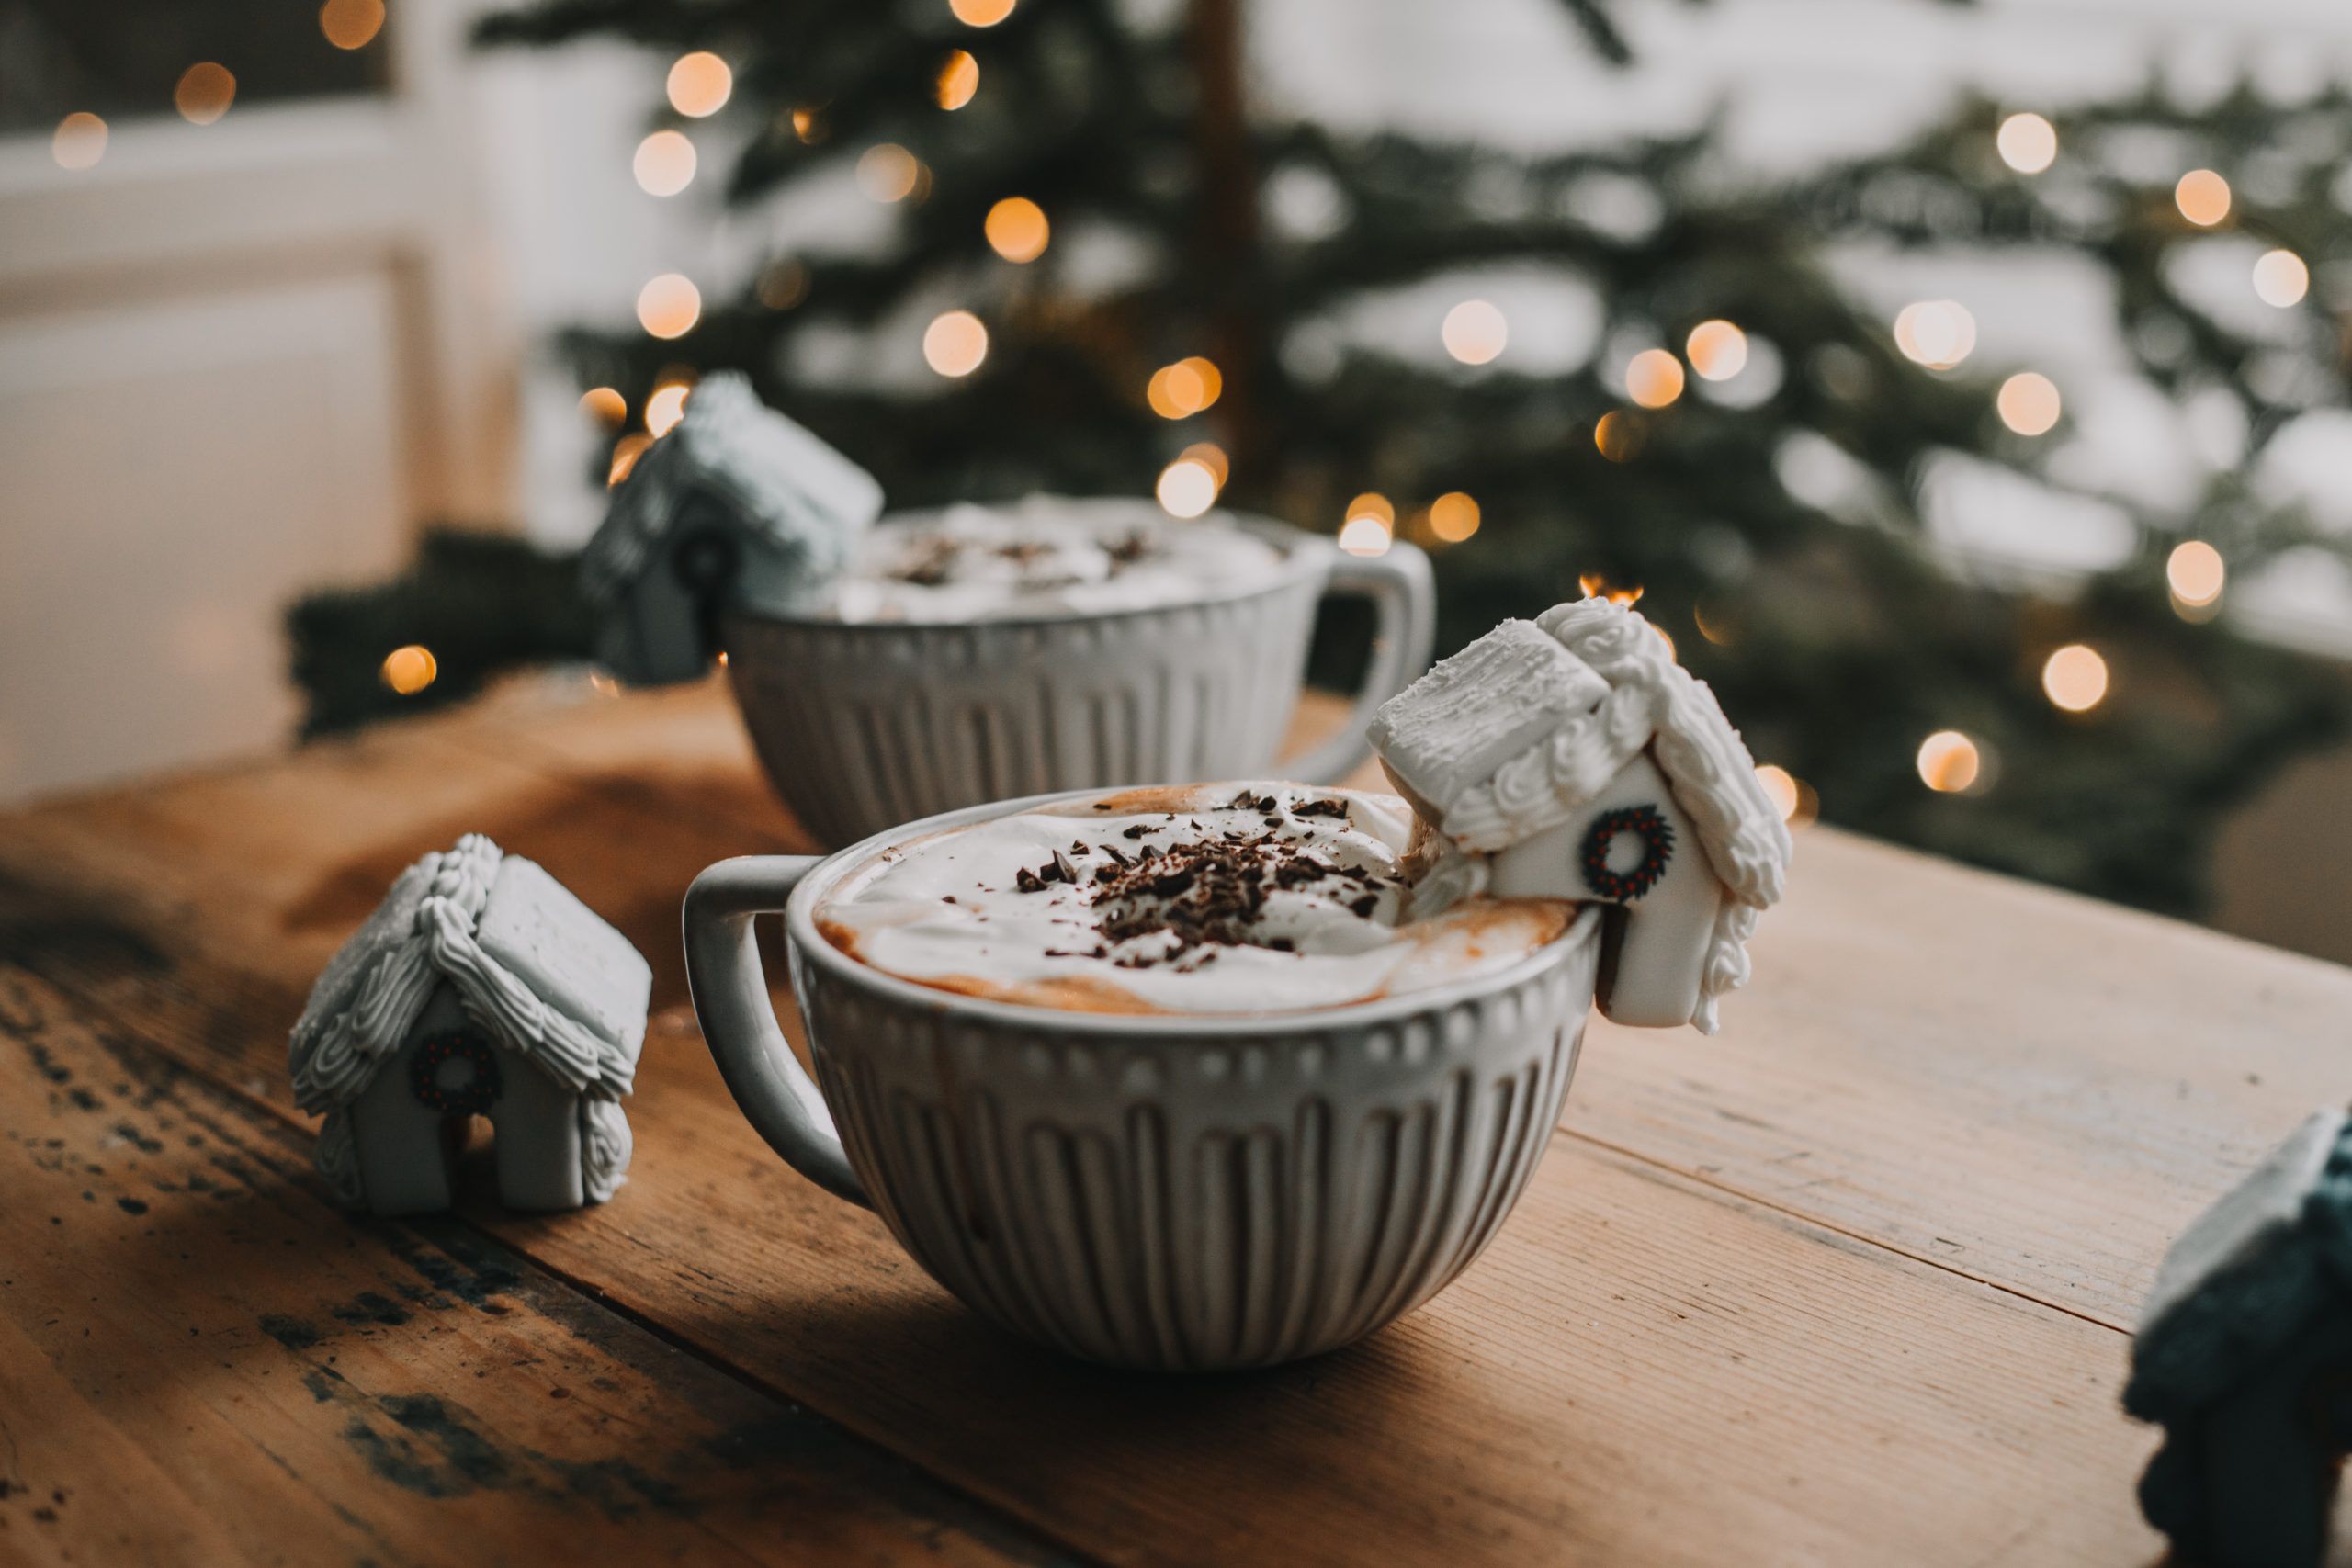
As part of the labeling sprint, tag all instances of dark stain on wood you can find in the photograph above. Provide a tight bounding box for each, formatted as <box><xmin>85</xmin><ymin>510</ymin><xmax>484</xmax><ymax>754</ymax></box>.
<box><xmin>0</xmin><ymin>866</ymin><xmax>170</xmax><ymax>982</ymax></box>
<box><xmin>262</xmin><ymin>1314</ymin><xmax>323</xmax><ymax>1350</ymax></box>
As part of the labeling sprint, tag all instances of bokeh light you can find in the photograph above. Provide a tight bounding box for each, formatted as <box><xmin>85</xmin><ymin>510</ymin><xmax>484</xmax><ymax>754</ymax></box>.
<box><xmin>1755</xmin><ymin>764</ymin><xmax>1799</xmax><ymax>821</ymax></box>
<box><xmin>319</xmin><ymin>0</ymin><xmax>386</xmax><ymax>50</ymax></box>
<box><xmin>634</xmin><ymin>130</ymin><xmax>696</xmax><ymax>197</ymax></box>
<box><xmin>985</xmin><ymin>197</ymin><xmax>1049</xmax><ymax>262</ymax></box>
<box><xmin>1917</xmin><ymin>730</ymin><xmax>1984</xmax><ymax>794</ymax></box>
<box><xmin>1996</xmin><ymin>113</ymin><xmax>2057</xmax><ymax>175</ymax></box>
<box><xmin>1338</xmin><ymin>516</ymin><xmax>1394</xmax><ymax>557</ymax></box>
<box><xmin>667</xmin><ymin>52</ymin><xmax>732</xmax><ymax>117</ymax></box>
<box><xmin>175</xmin><ymin>63</ymin><xmax>237</xmax><ymax>125</ymax></box>
<box><xmin>380</xmin><ymin>646</ymin><xmax>437</xmax><ymax>696</ymax></box>
<box><xmin>2167</xmin><ymin>540</ymin><xmax>2226</xmax><ymax>608</ymax></box>
<box><xmin>1345</xmin><ymin>492</ymin><xmax>1395</xmax><ymax>526</ymax></box>
<box><xmin>637</xmin><ymin>274</ymin><xmax>701</xmax><ymax>339</ymax></box>
<box><xmin>1429</xmin><ymin>491</ymin><xmax>1480</xmax><ymax>543</ymax></box>
<box><xmin>1156</xmin><ymin>458</ymin><xmax>1218</xmax><ymax>518</ymax></box>
<box><xmin>2175</xmin><ymin>169</ymin><xmax>2231</xmax><ymax>227</ymax></box>
<box><xmin>923</xmin><ymin>310</ymin><xmax>989</xmax><ymax>377</ymax></box>
<box><xmin>1686</xmin><ymin>321</ymin><xmax>1747</xmax><ymax>381</ymax></box>
<box><xmin>1442</xmin><ymin>300</ymin><xmax>1508</xmax><ymax>366</ymax></box>
<box><xmin>857</xmin><ymin>143</ymin><xmax>921</xmax><ymax>202</ymax></box>
<box><xmin>1147</xmin><ymin>357</ymin><xmax>1222</xmax><ymax>419</ymax></box>
<box><xmin>950</xmin><ymin>0</ymin><xmax>1016</xmax><ymax>23</ymax></box>
<box><xmin>1626</xmin><ymin>348</ymin><xmax>1686</xmax><ymax>409</ymax></box>
<box><xmin>1894</xmin><ymin>300</ymin><xmax>1977</xmax><ymax>369</ymax></box>
<box><xmin>580</xmin><ymin>387</ymin><xmax>627</xmax><ymax>425</ymax></box>
<box><xmin>608</xmin><ymin>434</ymin><xmax>653</xmax><ymax>486</ymax></box>
<box><xmin>2252</xmin><ymin>250</ymin><xmax>2309</xmax><ymax>308</ymax></box>
<box><xmin>936</xmin><ymin>50</ymin><xmax>979</xmax><ymax>110</ymax></box>
<box><xmin>645</xmin><ymin>381</ymin><xmax>693</xmax><ymax>437</ymax></box>
<box><xmin>2041</xmin><ymin>644</ymin><xmax>2109</xmax><ymax>713</ymax></box>
<box><xmin>1996</xmin><ymin>372</ymin><xmax>2062</xmax><ymax>436</ymax></box>
<box><xmin>51</xmin><ymin>113</ymin><xmax>107</xmax><ymax>170</ymax></box>
<box><xmin>1593</xmin><ymin>411</ymin><xmax>1644</xmax><ymax>462</ymax></box>
<box><xmin>1179</xmin><ymin>442</ymin><xmax>1229</xmax><ymax>487</ymax></box>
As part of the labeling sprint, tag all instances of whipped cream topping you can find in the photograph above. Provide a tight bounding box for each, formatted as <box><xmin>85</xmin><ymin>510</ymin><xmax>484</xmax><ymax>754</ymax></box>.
<box><xmin>820</xmin><ymin>495</ymin><xmax>1289</xmax><ymax>624</ymax></box>
<box><xmin>816</xmin><ymin>784</ymin><xmax>1576</xmax><ymax>1015</ymax></box>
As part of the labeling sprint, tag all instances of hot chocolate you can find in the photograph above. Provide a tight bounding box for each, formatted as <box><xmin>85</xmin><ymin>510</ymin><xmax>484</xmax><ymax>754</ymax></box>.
<box><xmin>816</xmin><ymin>783</ymin><xmax>1574</xmax><ymax>1015</ymax></box>
<box><xmin>819</xmin><ymin>496</ymin><xmax>1288</xmax><ymax>624</ymax></box>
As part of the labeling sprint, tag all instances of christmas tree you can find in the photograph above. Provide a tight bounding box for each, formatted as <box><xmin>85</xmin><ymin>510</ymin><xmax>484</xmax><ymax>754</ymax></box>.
<box><xmin>296</xmin><ymin>0</ymin><xmax>2352</xmax><ymax>918</ymax></box>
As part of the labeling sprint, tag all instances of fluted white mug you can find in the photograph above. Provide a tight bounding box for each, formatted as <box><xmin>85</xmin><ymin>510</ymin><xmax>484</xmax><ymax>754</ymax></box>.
<box><xmin>684</xmin><ymin>788</ymin><xmax>1604</xmax><ymax>1371</ymax></box>
<box><xmin>719</xmin><ymin>502</ymin><xmax>1434</xmax><ymax>846</ymax></box>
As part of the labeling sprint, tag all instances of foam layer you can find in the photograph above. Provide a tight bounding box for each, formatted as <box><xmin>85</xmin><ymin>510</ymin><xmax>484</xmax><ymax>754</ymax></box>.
<box><xmin>816</xmin><ymin>784</ymin><xmax>1576</xmax><ymax>1015</ymax></box>
<box><xmin>820</xmin><ymin>496</ymin><xmax>1288</xmax><ymax>624</ymax></box>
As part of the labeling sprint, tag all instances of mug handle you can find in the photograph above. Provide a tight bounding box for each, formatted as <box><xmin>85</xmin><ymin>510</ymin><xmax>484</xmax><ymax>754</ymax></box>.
<box><xmin>682</xmin><ymin>856</ymin><xmax>872</xmax><ymax>1209</ymax></box>
<box><xmin>1289</xmin><ymin>539</ymin><xmax>1436</xmax><ymax>785</ymax></box>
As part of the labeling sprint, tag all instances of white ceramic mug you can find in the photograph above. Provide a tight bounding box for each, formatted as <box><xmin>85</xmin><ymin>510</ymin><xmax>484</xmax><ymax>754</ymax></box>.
<box><xmin>684</xmin><ymin>788</ymin><xmax>1604</xmax><ymax>1371</ymax></box>
<box><xmin>719</xmin><ymin>505</ymin><xmax>1434</xmax><ymax>846</ymax></box>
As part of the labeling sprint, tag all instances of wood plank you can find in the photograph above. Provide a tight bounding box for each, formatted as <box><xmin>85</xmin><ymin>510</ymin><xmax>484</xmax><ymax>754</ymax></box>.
<box><xmin>0</xmin><ymin>963</ymin><xmax>1062</xmax><ymax>1568</ymax></box>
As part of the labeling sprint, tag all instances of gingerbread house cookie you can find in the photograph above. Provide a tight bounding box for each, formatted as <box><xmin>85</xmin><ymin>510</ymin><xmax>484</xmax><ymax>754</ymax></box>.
<box><xmin>1369</xmin><ymin>599</ymin><xmax>1792</xmax><ymax>1032</ymax></box>
<box><xmin>582</xmin><ymin>371</ymin><xmax>883</xmax><ymax>684</ymax></box>
<box><xmin>288</xmin><ymin>834</ymin><xmax>650</xmax><ymax>1214</ymax></box>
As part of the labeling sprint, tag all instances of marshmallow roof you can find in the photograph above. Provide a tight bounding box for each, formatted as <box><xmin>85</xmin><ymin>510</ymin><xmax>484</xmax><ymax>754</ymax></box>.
<box><xmin>1373</xmin><ymin>599</ymin><xmax>1791</xmax><ymax>910</ymax></box>
<box><xmin>580</xmin><ymin>372</ymin><xmax>883</xmax><ymax>605</ymax></box>
<box><xmin>288</xmin><ymin>835</ymin><xmax>650</xmax><ymax>1112</ymax></box>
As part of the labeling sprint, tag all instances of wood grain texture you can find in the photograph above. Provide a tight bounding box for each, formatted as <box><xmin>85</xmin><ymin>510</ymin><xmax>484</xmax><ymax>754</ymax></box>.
<box><xmin>0</xmin><ymin>962</ymin><xmax>1057</xmax><ymax>1567</ymax></box>
<box><xmin>8</xmin><ymin>680</ymin><xmax>2352</xmax><ymax>1563</ymax></box>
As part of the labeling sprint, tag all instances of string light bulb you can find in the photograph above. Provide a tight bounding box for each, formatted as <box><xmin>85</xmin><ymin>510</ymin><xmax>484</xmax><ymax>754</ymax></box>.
<box><xmin>637</xmin><ymin>274</ymin><xmax>701</xmax><ymax>339</ymax></box>
<box><xmin>923</xmin><ymin>310</ymin><xmax>989</xmax><ymax>377</ymax></box>
<box><xmin>667</xmin><ymin>52</ymin><xmax>731</xmax><ymax>117</ymax></box>
<box><xmin>936</xmin><ymin>50</ymin><xmax>979</xmax><ymax>110</ymax></box>
<box><xmin>2175</xmin><ymin>169</ymin><xmax>2231</xmax><ymax>227</ymax></box>
<box><xmin>2041</xmin><ymin>644</ymin><xmax>2109</xmax><ymax>712</ymax></box>
<box><xmin>1996</xmin><ymin>113</ymin><xmax>2057</xmax><ymax>174</ymax></box>
<box><xmin>1625</xmin><ymin>349</ymin><xmax>1686</xmax><ymax>409</ymax></box>
<box><xmin>1147</xmin><ymin>357</ymin><xmax>1222</xmax><ymax>419</ymax></box>
<box><xmin>1686</xmin><ymin>321</ymin><xmax>1747</xmax><ymax>381</ymax></box>
<box><xmin>1996</xmin><ymin>372</ymin><xmax>2062</xmax><ymax>436</ymax></box>
<box><xmin>985</xmin><ymin>197</ymin><xmax>1049</xmax><ymax>262</ymax></box>
<box><xmin>319</xmin><ymin>0</ymin><xmax>386</xmax><ymax>50</ymax></box>
<box><xmin>1917</xmin><ymin>731</ymin><xmax>1984</xmax><ymax>794</ymax></box>
<box><xmin>2167</xmin><ymin>540</ymin><xmax>2226</xmax><ymax>609</ymax></box>
<box><xmin>1442</xmin><ymin>300</ymin><xmax>1508</xmax><ymax>365</ymax></box>
<box><xmin>380</xmin><ymin>646</ymin><xmax>438</xmax><ymax>696</ymax></box>
<box><xmin>2252</xmin><ymin>250</ymin><xmax>2309</xmax><ymax>308</ymax></box>
<box><xmin>51</xmin><ymin>112</ymin><xmax>107</xmax><ymax>170</ymax></box>
<box><xmin>633</xmin><ymin>130</ymin><xmax>696</xmax><ymax>197</ymax></box>
<box><xmin>1429</xmin><ymin>491</ymin><xmax>1480</xmax><ymax>543</ymax></box>
<box><xmin>175</xmin><ymin>63</ymin><xmax>236</xmax><ymax>125</ymax></box>
<box><xmin>1156</xmin><ymin>458</ymin><xmax>1218</xmax><ymax>518</ymax></box>
<box><xmin>1894</xmin><ymin>301</ymin><xmax>1976</xmax><ymax>369</ymax></box>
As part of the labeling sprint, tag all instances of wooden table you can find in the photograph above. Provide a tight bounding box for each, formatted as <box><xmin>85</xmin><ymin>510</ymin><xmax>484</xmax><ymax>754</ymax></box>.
<box><xmin>8</xmin><ymin>675</ymin><xmax>2351</xmax><ymax>1566</ymax></box>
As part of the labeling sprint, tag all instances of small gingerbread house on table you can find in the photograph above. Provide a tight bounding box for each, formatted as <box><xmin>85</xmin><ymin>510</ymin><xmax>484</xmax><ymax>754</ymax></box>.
<box><xmin>1369</xmin><ymin>599</ymin><xmax>1792</xmax><ymax>1032</ymax></box>
<box><xmin>289</xmin><ymin>835</ymin><xmax>650</xmax><ymax>1215</ymax></box>
<box><xmin>2126</xmin><ymin>1107</ymin><xmax>2352</xmax><ymax>1568</ymax></box>
<box><xmin>582</xmin><ymin>372</ymin><xmax>883</xmax><ymax>686</ymax></box>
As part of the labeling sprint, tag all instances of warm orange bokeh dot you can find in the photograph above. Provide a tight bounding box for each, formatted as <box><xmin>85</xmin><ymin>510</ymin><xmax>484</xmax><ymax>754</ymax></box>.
<box><xmin>923</xmin><ymin>310</ymin><xmax>989</xmax><ymax>377</ymax></box>
<box><xmin>1996</xmin><ymin>372</ymin><xmax>2062</xmax><ymax>436</ymax></box>
<box><xmin>1626</xmin><ymin>349</ymin><xmax>1686</xmax><ymax>409</ymax></box>
<box><xmin>1429</xmin><ymin>491</ymin><xmax>1480</xmax><ymax>543</ymax></box>
<box><xmin>51</xmin><ymin>112</ymin><xmax>107</xmax><ymax>170</ymax></box>
<box><xmin>667</xmin><ymin>52</ymin><xmax>732</xmax><ymax>117</ymax></box>
<box><xmin>380</xmin><ymin>646</ymin><xmax>437</xmax><ymax>696</ymax></box>
<box><xmin>1147</xmin><ymin>357</ymin><xmax>1222</xmax><ymax>419</ymax></box>
<box><xmin>2175</xmin><ymin>169</ymin><xmax>2231</xmax><ymax>227</ymax></box>
<box><xmin>1685</xmin><ymin>321</ymin><xmax>1747</xmax><ymax>381</ymax></box>
<box><xmin>985</xmin><ymin>197</ymin><xmax>1049</xmax><ymax>262</ymax></box>
<box><xmin>608</xmin><ymin>434</ymin><xmax>654</xmax><ymax>486</ymax></box>
<box><xmin>320</xmin><ymin>0</ymin><xmax>386</xmax><ymax>50</ymax></box>
<box><xmin>637</xmin><ymin>274</ymin><xmax>702</xmax><ymax>339</ymax></box>
<box><xmin>580</xmin><ymin>387</ymin><xmax>627</xmax><ymax>425</ymax></box>
<box><xmin>2041</xmin><ymin>644</ymin><xmax>2109</xmax><ymax>713</ymax></box>
<box><xmin>1593</xmin><ymin>411</ymin><xmax>1644</xmax><ymax>462</ymax></box>
<box><xmin>175</xmin><ymin>63</ymin><xmax>236</xmax><ymax>125</ymax></box>
<box><xmin>633</xmin><ymin>130</ymin><xmax>696</xmax><ymax>197</ymax></box>
<box><xmin>950</xmin><ymin>0</ymin><xmax>1016</xmax><ymax>25</ymax></box>
<box><xmin>857</xmin><ymin>143</ymin><xmax>921</xmax><ymax>202</ymax></box>
<box><xmin>2167</xmin><ymin>540</ymin><xmax>2226</xmax><ymax>608</ymax></box>
<box><xmin>645</xmin><ymin>381</ymin><xmax>693</xmax><ymax>437</ymax></box>
<box><xmin>1917</xmin><ymin>731</ymin><xmax>1983</xmax><ymax>794</ymax></box>
<box><xmin>936</xmin><ymin>50</ymin><xmax>979</xmax><ymax>110</ymax></box>
<box><xmin>1156</xmin><ymin>458</ymin><xmax>1218</xmax><ymax>518</ymax></box>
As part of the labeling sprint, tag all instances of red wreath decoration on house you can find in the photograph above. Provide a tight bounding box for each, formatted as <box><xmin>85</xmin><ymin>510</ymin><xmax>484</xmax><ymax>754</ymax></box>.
<box><xmin>410</xmin><ymin>1029</ymin><xmax>503</xmax><ymax>1115</ymax></box>
<box><xmin>1580</xmin><ymin>805</ymin><xmax>1675</xmax><ymax>901</ymax></box>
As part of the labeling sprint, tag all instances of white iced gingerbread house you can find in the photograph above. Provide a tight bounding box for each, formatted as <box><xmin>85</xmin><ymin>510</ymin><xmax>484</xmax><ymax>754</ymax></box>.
<box><xmin>582</xmin><ymin>371</ymin><xmax>883</xmax><ymax>684</ymax></box>
<box><xmin>288</xmin><ymin>834</ymin><xmax>650</xmax><ymax>1215</ymax></box>
<box><xmin>1369</xmin><ymin>599</ymin><xmax>1792</xmax><ymax>1032</ymax></box>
